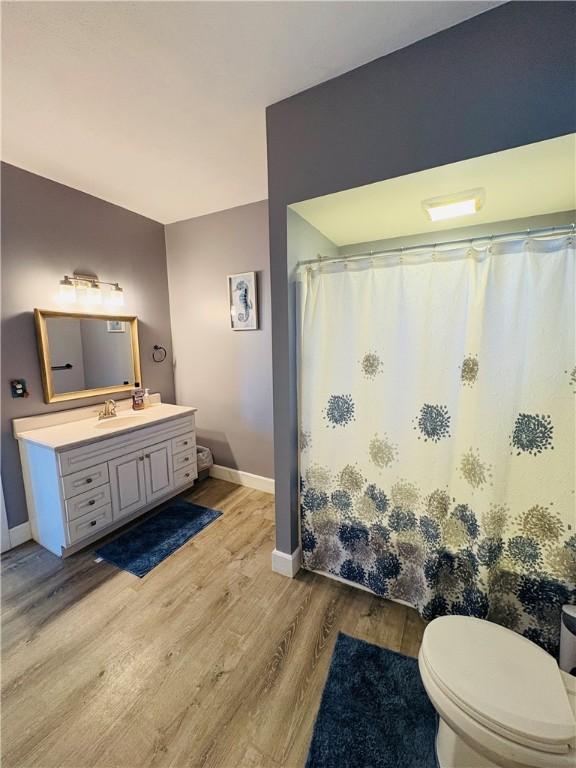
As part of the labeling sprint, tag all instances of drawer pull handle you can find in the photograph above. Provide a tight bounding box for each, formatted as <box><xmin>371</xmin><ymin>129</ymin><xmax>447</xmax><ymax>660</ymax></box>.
<box><xmin>89</xmin><ymin>500</ymin><xmax>96</xmax><ymax>506</ymax></box>
<box><xmin>183</xmin><ymin>441</ymin><xmax>188</xmax><ymax>446</ymax></box>
<box><xmin>145</xmin><ymin>453</ymin><xmax>150</xmax><ymax>459</ymax></box>
<box><xmin>185</xmin><ymin>473</ymin><xmax>190</xmax><ymax>478</ymax></box>
<box><xmin>86</xmin><ymin>478</ymin><xmax>93</xmax><ymax>484</ymax></box>
<box><xmin>90</xmin><ymin>520</ymin><xmax>97</xmax><ymax>527</ymax></box>
<box><xmin>184</xmin><ymin>457</ymin><xmax>189</xmax><ymax>462</ymax></box>
<box><xmin>139</xmin><ymin>456</ymin><xmax>144</xmax><ymax>461</ymax></box>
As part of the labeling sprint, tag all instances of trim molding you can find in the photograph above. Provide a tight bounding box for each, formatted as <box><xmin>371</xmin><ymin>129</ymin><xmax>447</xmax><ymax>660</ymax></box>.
<box><xmin>271</xmin><ymin>547</ymin><xmax>302</xmax><ymax>578</ymax></box>
<box><xmin>6</xmin><ymin>521</ymin><xmax>32</xmax><ymax>550</ymax></box>
<box><xmin>209</xmin><ymin>464</ymin><xmax>275</xmax><ymax>494</ymax></box>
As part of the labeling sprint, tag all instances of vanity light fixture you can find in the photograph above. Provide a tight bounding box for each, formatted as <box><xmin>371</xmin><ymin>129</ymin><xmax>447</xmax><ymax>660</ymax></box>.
<box><xmin>422</xmin><ymin>188</ymin><xmax>485</xmax><ymax>222</ymax></box>
<box><xmin>57</xmin><ymin>274</ymin><xmax>124</xmax><ymax>307</ymax></box>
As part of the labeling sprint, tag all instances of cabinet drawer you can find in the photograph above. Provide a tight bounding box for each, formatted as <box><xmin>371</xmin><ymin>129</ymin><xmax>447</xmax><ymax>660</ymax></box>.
<box><xmin>68</xmin><ymin>503</ymin><xmax>112</xmax><ymax>544</ymax></box>
<box><xmin>65</xmin><ymin>484</ymin><xmax>111</xmax><ymax>522</ymax></box>
<box><xmin>171</xmin><ymin>432</ymin><xmax>195</xmax><ymax>456</ymax></box>
<box><xmin>173</xmin><ymin>450</ymin><xmax>195</xmax><ymax>472</ymax></box>
<box><xmin>62</xmin><ymin>463</ymin><xmax>109</xmax><ymax>500</ymax></box>
<box><xmin>174</xmin><ymin>465</ymin><xmax>197</xmax><ymax>489</ymax></box>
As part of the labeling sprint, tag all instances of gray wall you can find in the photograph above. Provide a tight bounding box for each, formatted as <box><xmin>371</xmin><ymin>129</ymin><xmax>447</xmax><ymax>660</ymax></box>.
<box><xmin>267</xmin><ymin>1</ymin><xmax>576</xmax><ymax>555</ymax></box>
<box><xmin>165</xmin><ymin>200</ymin><xmax>274</xmax><ymax>478</ymax></box>
<box><xmin>286</xmin><ymin>209</ymin><xmax>338</xmax><ymax>512</ymax></box>
<box><xmin>1</xmin><ymin>162</ymin><xmax>175</xmax><ymax>528</ymax></box>
<box><xmin>338</xmin><ymin>211</ymin><xmax>576</xmax><ymax>258</ymax></box>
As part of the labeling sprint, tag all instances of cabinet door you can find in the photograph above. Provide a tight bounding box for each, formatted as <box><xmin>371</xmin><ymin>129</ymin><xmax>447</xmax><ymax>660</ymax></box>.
<box><xmin>144</xmin><ymin>440</ymin><xmax>174</xmax><ymax>503</ymax></box>
<box><xmin>109</xmin><ymin>449</ymin><xmax>146</xmax><ymax>520</ymax></box>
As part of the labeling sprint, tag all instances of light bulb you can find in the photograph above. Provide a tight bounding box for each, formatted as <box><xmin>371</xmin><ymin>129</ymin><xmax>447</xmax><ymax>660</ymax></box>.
<box><xmin>58</xmin><ymin>277</ymin><xmax>76</xmax><ymax>303</ymax></box>
<box><xmin>109</xmin><ymin>284</ymin><xmax>124</xmax><ymax>306</ymax></box>
<box><xmin>86</xmin><ymin>282</ymin><xmax>102</xmax><ymax>305</ymax></box>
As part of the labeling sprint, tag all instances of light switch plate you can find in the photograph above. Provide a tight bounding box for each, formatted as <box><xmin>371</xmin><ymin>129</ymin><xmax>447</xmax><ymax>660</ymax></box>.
<box><xmin>10</xmin><ymin>379</ymin><xmax>29</xmax><ymax>398</ymax></box>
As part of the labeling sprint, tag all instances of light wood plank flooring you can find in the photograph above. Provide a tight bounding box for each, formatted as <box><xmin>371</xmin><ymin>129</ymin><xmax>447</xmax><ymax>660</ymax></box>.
<box><xmin>2</xmin><ymin>478</ymin><xmax>425</xmax><ymax>768</ymax></box>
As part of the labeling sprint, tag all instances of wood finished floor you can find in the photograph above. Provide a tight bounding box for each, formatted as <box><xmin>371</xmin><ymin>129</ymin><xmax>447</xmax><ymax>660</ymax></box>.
<box><xmin>1</xmin><ymin>478</ymin><xmax>425</xmax><ymax>768</ymax></box>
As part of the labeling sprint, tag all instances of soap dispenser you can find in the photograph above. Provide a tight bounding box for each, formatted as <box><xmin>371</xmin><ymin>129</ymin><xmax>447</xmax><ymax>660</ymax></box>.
<box><xmin>132</xmin><ymin>382</ymin><xmax>145</xmax><ymax>411</ymax></box>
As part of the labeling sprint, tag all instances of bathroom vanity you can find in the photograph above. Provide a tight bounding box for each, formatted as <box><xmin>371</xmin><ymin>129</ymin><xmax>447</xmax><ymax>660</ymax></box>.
<box><xmin>13</xmin><ymin>397</ymin><xmax>197</xmax><ymax>556</ymax></box>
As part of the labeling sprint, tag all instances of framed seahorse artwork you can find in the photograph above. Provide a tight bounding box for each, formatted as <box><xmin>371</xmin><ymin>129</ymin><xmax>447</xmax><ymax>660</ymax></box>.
<box><xmin>228</xmin><ymin>272</ymin><xmax>258</xmax><ymax>330</ymax></box>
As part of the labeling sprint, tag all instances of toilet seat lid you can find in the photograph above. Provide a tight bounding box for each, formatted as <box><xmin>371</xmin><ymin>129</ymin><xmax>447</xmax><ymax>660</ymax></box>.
<box><xmin>421</xmin><ymin>616</ymin><xmax>575</xmax><ymax>749</ymax></box>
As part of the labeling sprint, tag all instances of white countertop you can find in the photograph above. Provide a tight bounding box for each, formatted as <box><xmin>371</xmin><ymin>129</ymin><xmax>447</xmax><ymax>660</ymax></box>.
<box><xmin>15</xmin><ymin>402</ymin><xmax>196</xmax><ymax>451</ymax></box>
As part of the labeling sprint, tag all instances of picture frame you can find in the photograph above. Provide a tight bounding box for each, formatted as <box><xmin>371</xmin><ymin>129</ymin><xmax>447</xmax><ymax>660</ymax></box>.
<box><xmin>228</xmin><ymin>271</ymin><xmax>258</xmax><ymax>330</ymax></box>
<box><xmin>107</xmin><ymin>319</ymin><xmax>125</xmax><ymax>333</ymax></box>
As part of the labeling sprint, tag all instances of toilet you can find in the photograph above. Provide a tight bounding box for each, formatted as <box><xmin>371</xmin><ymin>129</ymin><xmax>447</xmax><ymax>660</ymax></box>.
<box><xmin>419</xmin><ymin>615</ymin><xmax>576</xmax><ymax>768</ymax></box>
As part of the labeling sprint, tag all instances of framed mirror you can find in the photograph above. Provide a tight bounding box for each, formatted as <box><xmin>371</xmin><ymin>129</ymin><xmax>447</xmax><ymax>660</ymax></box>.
<box><xmin>34</xmin><ymin>309</ymin><xmax>142</xmax><ymax>404</ymax></box>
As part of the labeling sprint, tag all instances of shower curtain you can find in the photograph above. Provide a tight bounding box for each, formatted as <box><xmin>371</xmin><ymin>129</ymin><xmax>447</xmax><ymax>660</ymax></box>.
<box><xmin>299</xmin><ymin>236</ymin><xmax>575</xmax><ymax>655</ymax></box>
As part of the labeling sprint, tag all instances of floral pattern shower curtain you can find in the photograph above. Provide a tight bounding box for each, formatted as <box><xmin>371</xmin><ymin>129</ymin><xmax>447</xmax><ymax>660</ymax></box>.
<box><xmin>299</xmin><ymin>237</ymin><xmax>575</xmax><ymax>655</ymax></box>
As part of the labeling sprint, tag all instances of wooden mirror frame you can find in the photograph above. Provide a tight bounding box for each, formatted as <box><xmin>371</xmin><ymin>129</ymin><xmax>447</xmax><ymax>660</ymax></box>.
<box><xmin>34</xmin><ymin>309</ymin><xmax>142</xmax><ymax>404</ymax></box>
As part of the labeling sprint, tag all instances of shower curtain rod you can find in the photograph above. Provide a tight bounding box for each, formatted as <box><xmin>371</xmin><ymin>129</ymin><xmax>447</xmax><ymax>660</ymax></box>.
<box><xmin>298</xmin><ymin>222</ymin><xmax>575</xmax><ymax>268</ymax></box>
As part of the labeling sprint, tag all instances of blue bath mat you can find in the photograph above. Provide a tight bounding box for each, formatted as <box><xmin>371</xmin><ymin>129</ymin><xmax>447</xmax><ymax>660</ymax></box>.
<box><xmin>95</xmin><ymin>500</ymin><xmax>222</xmax><ymax>577</ymax></box>
<box><xmin>306</xmin><ymin>633</ymin><xmax>437</xmax><ymax>768</ymax></box>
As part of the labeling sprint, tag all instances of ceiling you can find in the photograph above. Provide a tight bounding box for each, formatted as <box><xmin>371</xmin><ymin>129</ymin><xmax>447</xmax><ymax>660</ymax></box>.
<box><xmin>1</xmin><ymin>1</ymin><xmax>500</xmax><ymax>224</ymax></box>
<box><xmin>290</xmin><ymin>135</ymin><xmax>576</xmax><ymax>246</ymax></box>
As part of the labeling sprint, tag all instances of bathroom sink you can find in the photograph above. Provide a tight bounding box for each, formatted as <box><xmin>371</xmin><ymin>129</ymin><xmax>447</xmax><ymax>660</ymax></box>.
<box><xmin>94</xmin><ymin>416</ymin><xmax>141</xmax><ymax>430</ymax></box>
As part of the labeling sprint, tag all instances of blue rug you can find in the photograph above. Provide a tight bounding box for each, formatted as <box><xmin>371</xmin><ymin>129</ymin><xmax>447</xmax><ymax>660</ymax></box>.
<box><xmin>95</xmin><ymin>500</ymin><xmax>222</xmax><ymax>577</ymax></box>
<box><xmin>306</xmin><ymin>633</ymin><xmax>438</xmax><ymax>768</ymax></box>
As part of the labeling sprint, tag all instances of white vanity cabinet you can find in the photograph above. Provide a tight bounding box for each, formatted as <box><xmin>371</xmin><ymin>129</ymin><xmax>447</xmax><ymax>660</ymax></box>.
<box><xmin>14</xmin><ymin>401</ymin><xmax>198</xmax><ymax>557</ymax></box>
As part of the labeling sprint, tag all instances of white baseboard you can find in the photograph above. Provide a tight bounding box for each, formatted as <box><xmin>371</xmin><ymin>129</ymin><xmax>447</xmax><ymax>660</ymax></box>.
<box><xmin>209</xmin><ymin>464</ymin><xmax>275</xmax><ymax>494</ymax></box>
<box><xmin>271</xmin><ymin>547</ymin><xmax>302</xmax><ymax>578</ymax></box>
<box><xmin>6</xmin><ymin>521</ymin><xmax>32</xmax><ymax>550</ymax></box>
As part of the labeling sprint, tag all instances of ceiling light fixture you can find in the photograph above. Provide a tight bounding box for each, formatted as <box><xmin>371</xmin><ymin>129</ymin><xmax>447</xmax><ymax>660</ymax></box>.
<box><xmin>422</xmin><ymin>188</ymin><xmax>485</xmax><ymax>222</ymax></box>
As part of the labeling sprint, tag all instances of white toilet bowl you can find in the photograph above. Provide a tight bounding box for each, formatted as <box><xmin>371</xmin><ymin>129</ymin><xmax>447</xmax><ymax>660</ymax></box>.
<box><xmin>418</xmin><ymin>616</ymin><xmax>576</xmax><ymax>768</ymax></box>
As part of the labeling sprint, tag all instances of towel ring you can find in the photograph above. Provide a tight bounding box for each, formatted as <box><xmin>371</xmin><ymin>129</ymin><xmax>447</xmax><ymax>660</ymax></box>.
<box><xmin>152</xmin><ymin>344</ymin><xmax>167</xmax><ymax>363</ymax></box>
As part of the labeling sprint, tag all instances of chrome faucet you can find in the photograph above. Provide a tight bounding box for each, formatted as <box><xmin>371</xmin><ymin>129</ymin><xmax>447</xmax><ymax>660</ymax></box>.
<box><xmin>98</xmin><ymin>399</ymin><xmax>117</xmax><ymax>420</ymax></box>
